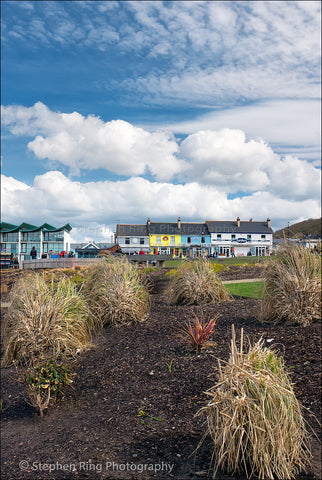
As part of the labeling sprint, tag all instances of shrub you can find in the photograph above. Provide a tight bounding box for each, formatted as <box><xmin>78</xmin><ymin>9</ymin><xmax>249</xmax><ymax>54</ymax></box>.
<box><xmin>198</xmin><ymin>326</ymin><xmax>312</xmax><ymax>479</ymax></box>
<box><xmin>2</xmin><ymin>273</ymin><xmax>95</xmax><ymax>367</ymax></box>
<box><xmin>176</xmin><ymin>314</ymin><xmax>218</xmax><ymax>352</ymax></box>
<box><xmin>21</xmin><ymin>358</ymin><xmax>75</xmax><ymax>417</ymax></box>
<box><xmin>85</xmin><ymin>257</ymin><xmax>150</xmax><ymax>326</ymax></box>
<box><xmin>260</xmin><ymin>246</ymin><xmax>321</xmax><ymax>326</ymax></box>
<box><xmin>165</xmin><ymin>258</ymin><xmax>231</xmax><ymax>305</ymax></box>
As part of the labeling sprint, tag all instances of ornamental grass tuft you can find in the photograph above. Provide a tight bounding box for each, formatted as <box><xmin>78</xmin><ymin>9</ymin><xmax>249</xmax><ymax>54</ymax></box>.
<box><xmin>198</xmin><ymin>325</ymin><xmax>312</xmax><ymax>480</ymax></box>
<box><xmin>2</xmin><ymin>273</ymin><xmax>95</xmax><ymax>367</ymax></box>
<box><xmin>84</xmin><ymin>256</ymin><xmax>150</xmax><ymax>326</ymax></box>
<box><xmin>260</xmin><ymin>246</ymin><xmax>321</xmax><ymax>326</ymax></box>
<box><xmin>165</xmin><ymin>258</ymin><xmax>231</xmax><ymax>305</ymax></box>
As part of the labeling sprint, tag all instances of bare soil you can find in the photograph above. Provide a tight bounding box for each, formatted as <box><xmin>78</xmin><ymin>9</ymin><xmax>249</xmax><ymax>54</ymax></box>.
<box><xmin>1</xmin><ymin>266</ymin><xmax>321</xmax><ymax>480</ymax></box>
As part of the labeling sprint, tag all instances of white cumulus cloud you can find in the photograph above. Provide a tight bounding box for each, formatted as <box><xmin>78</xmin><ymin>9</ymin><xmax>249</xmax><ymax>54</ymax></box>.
<box><xmin>1</xmin><ymin>172</ymin><xmax>321</xmax><ymax>235</ymax></box>
<box><xmin>2</xmin><ymin>103</ymin><xmax>184</xmax><ymax>181</ymax></box>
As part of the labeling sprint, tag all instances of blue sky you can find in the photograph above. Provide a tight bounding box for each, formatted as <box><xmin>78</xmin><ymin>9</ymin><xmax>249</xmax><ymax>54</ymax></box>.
<box><xmin>1</xmin><ymin>0</ymin><xmax>321</xmax><ymax>242</ymax></box>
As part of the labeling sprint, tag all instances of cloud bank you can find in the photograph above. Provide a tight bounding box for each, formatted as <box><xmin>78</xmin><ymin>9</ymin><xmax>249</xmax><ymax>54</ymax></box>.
<box><xmin>2</xmin><ymin>171</ymin><xmax>320</xmax><ymax>241</ymax></box>
<box><xmin>2</xmin><ymin>103</ymin><xmax>321</xmax><ymax>203</ymax></box>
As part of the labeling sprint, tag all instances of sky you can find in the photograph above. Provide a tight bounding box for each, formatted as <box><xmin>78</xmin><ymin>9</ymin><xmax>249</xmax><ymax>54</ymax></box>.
<box><xmin>1</xmin><ymin>0</ymin><xmax>321</xmax><ymax>243</ymax></box>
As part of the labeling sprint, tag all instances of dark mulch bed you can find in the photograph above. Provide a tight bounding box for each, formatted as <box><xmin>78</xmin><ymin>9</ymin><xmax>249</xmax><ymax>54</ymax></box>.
<box><xmin>1</xmin><ymin>267</ymin><xmax>321</xmax><ymax>480</ymax></box>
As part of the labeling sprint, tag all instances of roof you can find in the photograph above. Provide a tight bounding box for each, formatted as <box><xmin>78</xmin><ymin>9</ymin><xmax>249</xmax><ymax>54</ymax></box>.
<box><xmin>117</xmin><ymin>222</ymin><xmax>210</xmax><ymax>236</ymax></box>
<box><xmin>0</xmin><ymin>222</ymin><xmax>72</xmax><ymax>233</ymax></box>
<box><xmin>206</xmin><ymin>221</ymin><xmax>273</xmax><ymax>234</ymax></box>
<box><xmin>70</xmin><ymin>242</ymin><xmax>115</xmax><ymax>250</ymax></box>
<box><xmin>116</xmin><ymin>225</ymin><xmax>148</xmax><ymax>236</ymax></box>
<box><xmin>149</xmin><ymin>222</ymin><xmax>209</xmax><ymax>235</ymax></box>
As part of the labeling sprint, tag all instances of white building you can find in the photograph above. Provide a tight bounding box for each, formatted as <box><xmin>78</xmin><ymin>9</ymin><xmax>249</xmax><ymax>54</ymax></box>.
<box><xmin>206</xmin><ymin>217</ymin><xmax>273</xmax><ymax>257</ymax></box>
<box><xmin>115</xmin><ymin>224</ymin><xmax>150</xmax><ymax>254</ymax></box>
<box><xmin>0</xmin><ymin>222</ymin><xmax>72</xmax><ymax>261</ymax></box>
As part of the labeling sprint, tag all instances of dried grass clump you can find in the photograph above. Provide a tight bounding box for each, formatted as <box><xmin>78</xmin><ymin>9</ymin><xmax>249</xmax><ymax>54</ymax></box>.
<box><xmin>260</xmin><ymin>246</ymin><xmax>321</xmax><ymax>326</ymax></box>
<box><xmin>198</xmin><ymin>326</ymin><xmax>312</xmax><ymax>479</ymax></box>
<box><xmin>85</xmin><ymin>256</ymin><xmax>150</xmax><ymax>326</ymax></box>
<box><xmin>165</xmin><ymin>258</ymin><xmax>231</xmax><ymax>305</ymax></box>
<box><xmin>2</xmin><ymin>273</ymin><xmax>94</xmax><ymax>367</ymax></box>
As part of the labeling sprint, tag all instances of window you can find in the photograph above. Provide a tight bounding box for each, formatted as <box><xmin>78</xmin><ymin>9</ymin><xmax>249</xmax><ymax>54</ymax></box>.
<box><xmin>261</xmin><ymin>235</ymin><xmax>266</xmax><ymax>239</ymax></box>
<box><xmin>43</xmin><ymin>231</ymin><xmax>63</xmax><ymax>241</ymax></box>
<box><xmin>43</xmin><ymin>243</ymin><xmax>48</xmax><ymax>253</ymax></box>
<box><xmin>170</xmin><ymin>236</ymin><xmax>175</xmax><ymax>245</ymax></box>
<box><xmin>156</xmin><ymin>236</ymin><xmax>161</xmax><ymax>243</ymax></box>
<box><xmin>217</xmin><ymin>234</ymin><xmax>222</xmax><ymax>239</ymax></box>
<box><xmin>140</xmin><ymin>238</ymin><xmax>144</xmax><ymax>245</ymax></box>
<box><xmin>247</xmin><ymin>235</ymin><xmax>251</xmax><ymax>239</ymax></box>
<box><xmin>2</xmin><ymin>233</ymin><xmax>8</xmax><ymax>241</ymax></box>
<box><xmin>125</xmin><ymin>238</ymin><xmax>130</xmax><ymax>245</ymax></box>
<box><xmin>201</xmin><ymin>236</ymin><xmax>205</xmax><ymax>243</ymax></box>
<box><xmin>231</xmin><ymin>234</ymin><xmax>236</xmax><ymax>240</ymax></box>
<box><xmin>21</xmin><ymin>243</ymin><xmax>27</xmax><ymax>253</ymax></box>
<box><xmin>187</xmin><ymin>237</ymin><xmax>191</xmax><ymax>243</ymax></box>
<box><xmin>7</xmin><ymin>232</ymin><xmax>19</xmax><ymax>242</ymax></box>
<box><xmin>1</xmin><ymin>243</ymin><xmax>6</xmax><ymax>250</ymax></box>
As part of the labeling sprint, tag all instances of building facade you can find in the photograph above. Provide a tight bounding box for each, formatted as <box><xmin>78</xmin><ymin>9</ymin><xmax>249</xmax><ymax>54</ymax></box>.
<box><xmin>115</xmin><ymin>217</ymin><xmax>273</xmax><ymax>257</ymax></box>
<box><xmin>0</xmin><ymin>222</ymin><xmax>72</xmax><ymax>261</ymax></box>
<box><xmin>206</xmin><ymin>218</ymin><xmax>273</xmax><ymax>256</ymax></box>
<box><xmin>147</xmin><ymin>218</ymin><xmax>211</xmax><ymax>256</ymax></box>
<box><xmin>70</xmin><ymin>242</ymin><xmax>115</xmax><ymax>258</ymax></box>
<box><xmin>115</xmin><ymin>224</ymin><xmax>150</xmax><ymax>254</ymax></box>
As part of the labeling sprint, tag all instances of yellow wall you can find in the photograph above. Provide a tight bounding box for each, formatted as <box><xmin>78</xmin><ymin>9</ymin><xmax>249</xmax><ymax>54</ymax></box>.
<box><xmin>149</xmin><ymin>234</ymin><xmax>181</xmax><ymax>248</ymax></box>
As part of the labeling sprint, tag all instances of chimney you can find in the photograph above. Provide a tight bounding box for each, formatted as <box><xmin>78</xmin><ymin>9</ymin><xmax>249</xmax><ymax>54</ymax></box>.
<box><xmin>267</xmin><ymin>218</ymin><xmax>271</xmax><ymax>228</ymax></box>
<box><xmin>147</xmin><ymin>218</ymin><xmax>151</xmax><ymax>226</ymax></box>
<box><xmin>237</xmin><ymin>217</ymin><xmax>240</xmax><ymax>228</ymax></box>
<box><xmin>177</xmin><ymin>217</ymin><xmax>181</xmax><ymax>229</ymax></box>
<box><xmin>249</xmin><ymin>218</ymin><xmax>252</xmax><ymax>222</ymax></box>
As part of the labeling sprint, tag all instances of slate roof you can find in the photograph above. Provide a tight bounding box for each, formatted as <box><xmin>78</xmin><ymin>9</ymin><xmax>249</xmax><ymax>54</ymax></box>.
<box><xmin>117</xmin><ymin>223</ymin><xmax>210</xmax><ymax>236</ymax></box>
<box><xmin>206</xmin><ymin>221</ymin><xmax>273</xmax><ymax>234</ymax></box>
<box><xmin>116</xmin><ymin>225</ymin><xmax>148</xmax><ymax>236</ymax></box>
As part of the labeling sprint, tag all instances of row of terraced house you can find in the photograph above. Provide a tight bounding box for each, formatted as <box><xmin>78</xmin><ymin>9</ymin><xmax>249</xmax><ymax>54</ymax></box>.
<box><xmin>116</xmin><ymin>217</ymin><xmax>273</xmax><ymax>257</ymax></box>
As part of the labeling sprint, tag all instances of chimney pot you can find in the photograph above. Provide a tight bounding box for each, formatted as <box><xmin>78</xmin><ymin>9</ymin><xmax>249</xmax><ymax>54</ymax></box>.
<box><xmin>249</xmin><ymin>218</ymin><xmax>252</xmax><ymax>222</ymax></box>
<box><xmin>177</xmin><ymin>217</ymin><xmax>181</xmax><ymax>229</ymax></box>
<box><xmin>267</xmin><ymin>218</ymin><xmax>271</xmax><ymax>228</ymax></box>
<box><xmin>237</xmin><ymin>217</ymin><xmax>240</xmax><ymax>228</ymax></box>
<box><xmin>147</xmin><ymin>218</ymin><xmax>151</xmax><ymax>225</ymax></box>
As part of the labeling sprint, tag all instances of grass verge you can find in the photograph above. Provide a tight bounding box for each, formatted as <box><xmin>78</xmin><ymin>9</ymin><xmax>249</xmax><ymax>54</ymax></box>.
<box><xmin>225</xmin><ymin>280</ymin><xmax>265</xmax><ymax>298</ymax></box>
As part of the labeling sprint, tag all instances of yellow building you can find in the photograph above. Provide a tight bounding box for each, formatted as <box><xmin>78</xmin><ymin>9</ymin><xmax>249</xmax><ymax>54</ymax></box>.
<box><xmin>149</xmin><ymin>232</ymin><xmax>182</xmax><ymax>255</ymax></box>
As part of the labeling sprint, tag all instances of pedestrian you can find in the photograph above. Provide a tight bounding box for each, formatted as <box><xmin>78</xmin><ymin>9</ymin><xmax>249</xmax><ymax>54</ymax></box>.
<box><xmin>30</xmin><ymin>246</ymin><xmax>37</xmax><ymax>259</ymax></box>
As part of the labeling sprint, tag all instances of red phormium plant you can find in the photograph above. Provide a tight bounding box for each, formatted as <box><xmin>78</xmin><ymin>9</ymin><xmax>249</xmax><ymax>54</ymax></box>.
<box><xmin>177</xmin><ymin>314</ymin><xmax>217</xmax><ymax>352</ymax></box>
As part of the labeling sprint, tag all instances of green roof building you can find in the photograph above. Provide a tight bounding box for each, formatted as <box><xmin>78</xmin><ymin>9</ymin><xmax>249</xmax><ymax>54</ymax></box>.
<box><xmin>0</xmin><ymin>222</ymin><xmax>72</xmax><ymax>261</ymax></box>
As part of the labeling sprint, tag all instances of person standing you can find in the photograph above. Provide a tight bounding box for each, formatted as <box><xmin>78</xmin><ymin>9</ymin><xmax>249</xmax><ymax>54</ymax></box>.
<box><xmin>30</xmin><ymin>246</ymin><xmax>37</xmax><ymax>259</ymax></box>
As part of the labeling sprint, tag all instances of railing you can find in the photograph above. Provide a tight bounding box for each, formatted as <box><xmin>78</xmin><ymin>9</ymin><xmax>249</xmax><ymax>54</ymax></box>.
<box><xmin>21</xmin><ymin>254</ymin><xmax>174</xmax><ymax>270</ymax></box>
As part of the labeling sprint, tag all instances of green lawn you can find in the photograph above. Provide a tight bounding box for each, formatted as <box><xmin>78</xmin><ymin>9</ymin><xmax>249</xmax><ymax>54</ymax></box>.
<box><xmin>225</xmin><ymin>280</ymin><xmax>265</xmax><ymax>299</ymax></box>
<box><xmin>164</xmin><ymin>256</ymin><xmax>268</xmax><ymax>268</ymax></box>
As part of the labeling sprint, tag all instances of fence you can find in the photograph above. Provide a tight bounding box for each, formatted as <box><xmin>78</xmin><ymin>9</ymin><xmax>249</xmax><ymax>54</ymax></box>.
<box><xmin>21</xmin><ymin>254</ymin><xmax>173</xmax><ymax>270</ymax></box>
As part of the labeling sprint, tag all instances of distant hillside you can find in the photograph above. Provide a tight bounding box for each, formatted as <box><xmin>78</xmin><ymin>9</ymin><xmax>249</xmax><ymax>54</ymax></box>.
<box><xmin>274</xmin><ymin>218</ymin><xmax>322</xmax><ymax>238</ymax></box>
